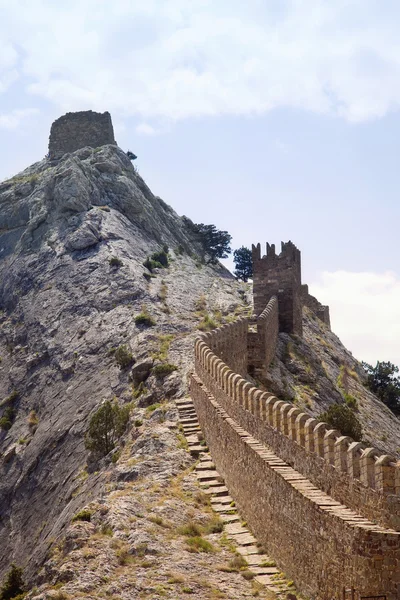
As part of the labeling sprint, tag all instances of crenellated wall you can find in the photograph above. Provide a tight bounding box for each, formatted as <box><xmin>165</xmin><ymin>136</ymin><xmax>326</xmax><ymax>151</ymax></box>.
<box><xmin>190</xmin><ymin>292</ymin><xmax>400</xmax><ymax>599</ymax></box>
<box><xmin>247</xmin><ymin>296</ymin><xmax>279</xmax><ymax>378</ymax></box>
<box><xmin>202</xmin><ymin>317</ymin><xmax>249</xmax><ymax>377</ymax></box>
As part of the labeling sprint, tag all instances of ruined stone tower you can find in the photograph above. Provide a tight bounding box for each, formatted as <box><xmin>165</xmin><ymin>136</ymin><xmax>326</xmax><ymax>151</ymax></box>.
<box><xmin>252</xmin><ymin>241</ymin><xmax>302</xmax><ymax>335</ymax></box>
<box><xmin>48</xmin><ymin>110</ymin><xmax>116</xmax><ymax>159</ymax></box>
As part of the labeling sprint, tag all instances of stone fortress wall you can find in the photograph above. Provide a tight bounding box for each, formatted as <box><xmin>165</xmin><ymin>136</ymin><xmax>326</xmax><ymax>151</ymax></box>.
<box><xmin>48</xmin><ymin>111</ymin><xmax>116</xmax><ymax>160</ymax></box>
<box><xmin>191</xmin><ymin>241</ymin><xmax>400</xmax><ymax>600</ymax></box>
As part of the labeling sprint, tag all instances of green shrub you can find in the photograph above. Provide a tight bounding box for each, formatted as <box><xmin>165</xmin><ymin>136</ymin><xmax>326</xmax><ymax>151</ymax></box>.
<box><xmin>178</xmin><ymin>521</ymin><xmax>203</xmax><ymax>537</ymax></box>
<box><xmin>151</xmin><ymin>247</ymin><xmax>169</xmax><ymax>268</ymax></box>
<box><xmin>72</xmin><ymin>509</ymin><xmax>92</xmax><ymax>522</ymax></box>
<box><xmin>85</xmin><ymin>400</ymin><xmax>130</xmax><ymax>457</ymax></box>
<box><xmin>318</xmin><ymin>404</ymin><xmax>362</xmax><ymax>441</ymax></box>
<box><xmin>109</xmin><ymin>256</ymin><xmax>123</xmax><ymax>267</ymax></box>
<box><xmin>135</xmin><ymin>309</ymin><xmax>156</xmax><ymax>327</ymax></box>
<box><xmin>185</xmin><ymin>537</ymin><xmax>214</xmax><ymax>553</ymax></box>
<box><xmin>0</xmin><ymin>390</ymin><xmax>18</xmax><ymax>408</ymax></box>
<box><xmin>0</xmin><ymin>407</ymin><xmax>15</xmax><ymax>431</ymax></box>
<box><xmin>152</xmin><ymin>363</ymin><xmax>177</xmax><ymax>378</ymax></box>
<box><xmin>0</xmin><ymin>564</ymin><xmax>24</xmax><ymax>600</ymax></box>
<box><xmin>198</xmin><ymin>314</ymin><xmax>217</xmax><ymax>331</ymax></box>
<box><xmin>115</xmin><ymin>345</ymin><xmax>134</xmax><ymax>369</ymax></box>
<box><xmin>204</xmin><ymin>517</ymin><xmax>223</xmax><ymax>534</ymax></box>
<box><xmin>344</xmin><ymin>394</ymin><xmax>358</xmax><ymax>410</ymax></box>
<box><xmin>143</xmin><ymin>246</ymin><xmax>169</xmax><ymax>272</ymax></box>
<box><xmin>143</xmin><ymin>257</ymin><xmax>163</xmax><ymax>272</ymax></box>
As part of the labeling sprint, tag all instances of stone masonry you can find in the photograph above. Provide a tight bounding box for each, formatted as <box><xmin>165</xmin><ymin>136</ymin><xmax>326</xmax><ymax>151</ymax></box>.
<box><xmin>48</xmin><ymin>111</ymin><xmax>116</xmax><ymax>159</ymax></box>
<box><xmin>252</xmin><ymin>241</ymin><xmax>303</xmax><ymax>335</ymax></box>
<box><xmin>190</xmin><ymin>242</ymin><xmax>400</xmax><ymax>600</ymax></box>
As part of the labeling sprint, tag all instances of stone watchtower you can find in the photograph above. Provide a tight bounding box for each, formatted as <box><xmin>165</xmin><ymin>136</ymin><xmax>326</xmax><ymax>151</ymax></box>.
<box><xmin>48</xmin><ymin>110</ymin><xmax>116</xmax><ymax>160</ymax></box>
<box><xmin>252</xmin><ymin>241</ymin><xmax>302</xmax><ymax>336</ymax></box>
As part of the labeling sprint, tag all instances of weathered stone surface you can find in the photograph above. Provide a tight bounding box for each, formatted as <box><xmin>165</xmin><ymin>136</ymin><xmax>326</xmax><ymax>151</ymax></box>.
<box><xmin>130</xmin><ymin>358</ymin><xmax>153</xmax><ymax>384</ymax></box>
<box><xmin>0</xmin><ymin>142</ymin><xmax>239</xmax><ymax>585</ymax></box>
<box><xmin>48</xmin><ymin>111</ymin><xmax>116</xmax><ymax>159</ymax></box>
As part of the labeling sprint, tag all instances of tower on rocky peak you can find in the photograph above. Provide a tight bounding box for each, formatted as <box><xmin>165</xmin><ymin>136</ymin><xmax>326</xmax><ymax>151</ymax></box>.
<box><xmin>48</xmin><ymin>110</ymin><xmax>116</xmax><ymax>160</ymax></box>
<box><xmin>252</xmin><ymin>240</ymin><xmax>303</xmax><ymax>336</ymax></box>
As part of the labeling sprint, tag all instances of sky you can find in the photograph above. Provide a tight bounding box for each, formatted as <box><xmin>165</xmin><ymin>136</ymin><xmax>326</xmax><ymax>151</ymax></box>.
<box><xmin>1</xmin><ymin>0</ymin><xmax>400</xmax><ymax>367</ymax></box>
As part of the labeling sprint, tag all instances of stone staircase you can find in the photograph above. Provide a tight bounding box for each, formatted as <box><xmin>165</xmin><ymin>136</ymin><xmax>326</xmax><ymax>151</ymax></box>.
<box><xmin>175</xmin><ymin>397</ymin><xmax>298</xmax><ymax>597</ymax></box>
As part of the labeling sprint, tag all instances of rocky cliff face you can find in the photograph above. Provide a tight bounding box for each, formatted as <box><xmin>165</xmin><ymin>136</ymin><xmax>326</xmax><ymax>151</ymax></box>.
<box><xmin>0</xmin><ymin>144</ymin><xmax>245</xmax><ymax>585</ymax></box>
<box><xmin>0</xmin><ymin>141</ymin><xmax>398</xmax><ymax>598</ymax></box>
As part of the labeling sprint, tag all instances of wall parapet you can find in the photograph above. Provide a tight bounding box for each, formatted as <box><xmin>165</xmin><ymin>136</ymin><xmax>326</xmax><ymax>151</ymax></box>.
<box><xmin>191</xmin><ymin>373</ymin><xmax>400</xmax><ymax>600</ymax></box>
<box><xmin>248</xmin><ymin>296</ymin><xmax>279</xmax><ymax>378</ymax></box>
<box><xmin>194</xmin><ymin>310</ymin><xmax>400</xmax><ymax>530</ymax></box>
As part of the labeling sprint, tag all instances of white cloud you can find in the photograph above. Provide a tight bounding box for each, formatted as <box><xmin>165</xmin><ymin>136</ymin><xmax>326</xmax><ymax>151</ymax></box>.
<box><xmin>0</xmin><ymin>108</ymin><xmax>39</xmax><ymax>130</ymax></box>
<box><xmin>136</xmin><ymin>123</ymin><xmax>157</xmax><ymax>136</ymax></box>
<box><xmin>2</xmin><ymin>1</ymin><xmax>400</xmax><ymax>123</ymax></box>
<box><xmin>309</xmin><ymin>270</ymin><xmax>400</xmax><ymax>367</ymax></box>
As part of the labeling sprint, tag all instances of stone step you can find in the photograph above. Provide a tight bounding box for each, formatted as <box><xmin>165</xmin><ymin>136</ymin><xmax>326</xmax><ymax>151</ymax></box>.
<box><xmin>175</xmin><ymin>398</ymin><xmax>193</xmax><ymax>405</ymax></box>
<box><xmin>189</xmin><ymin>446</ymin><xmax>207</xmax><ymax>455</ymax></box>
<box><xmin>226</xmin><ymin>532</ymin><xmax>256</xmax><ymax>546</ymax></box>
<box><xmin>224</xmin><ymin>522</ymin><xmax>249</xmax><ymax>535</ymax></box>
<box><xmin>203</xmin><ymin>485</ymin><xmax>229</xmax><ymax>496</ymax></box>
<box><xmin>196</xmin><ymin>461</ymin><xmax>215</xmax><ymax>471</ymax></box>
<box><xmin>236</xmin><ymin>545</ymin><xmax>260</xmax><ymax>556</ymax></box>
<box><xmin>219</xmin><ymin>514</ymin><xmax>240</xmax><ymax>524</ymax></box>
<box><xmin>250</xmin><ymin>566</ymin><xmax>280</xmax><ymax>576</ymax></box>
<box><xmin>197</xmin><ymin>470</ymin><xmax>221</xmax><ymax>481</ymax></box>
<box><xmin>245</xmin><ymin>555</ymin><xmax>276</xmax><ymax>567</ymax></box>
<box><xmin>210</xmin><ymin>495</ymin><xmax>233</xmax><ymax>505</ymax></box>
<box><xmin>211</xmin><ymin>504</ymin><xmax>236</xmax><ymax>513</ymax></box>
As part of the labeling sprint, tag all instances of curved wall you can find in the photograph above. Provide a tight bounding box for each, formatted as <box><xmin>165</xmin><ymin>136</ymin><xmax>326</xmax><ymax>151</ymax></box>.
<box><xmin>190</xmin><ymin>296</ymin><xmax>400</xmax><ymax>599</ymax></box>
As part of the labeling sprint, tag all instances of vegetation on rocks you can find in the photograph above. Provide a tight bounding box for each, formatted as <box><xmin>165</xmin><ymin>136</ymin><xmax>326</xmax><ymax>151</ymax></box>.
<box><xmin>318</xmin><ymin>403</ymin><xmax>362</xmax><ymax>441</ymax></box>
<box><xmin>186</xmin><ymin>222</ymin><xmax>232</xmax><ymax>264</ymax></box>
<box><xmin>363</xmin><ymin>360</ymin><xmax>400</xmax><ymax>414</ymax></box>
<box><xmin>85</xmin><ymin>400</ymin><xmax>130</xmax><ymax>457</ymax></box>
<box><xmin>143</xmin><ymin>246</ymin><xmax>169</xmax><ymax>272</ymax></box>
<box><xmin>0</xmin><ymin>564</ymin><xmax>24</xmax><ymax>600</ymax></box>
<box><xmin>152</xmin><ymin>363</ymin><xmax>178</xmax><ymax>378</ymax></box>
<box><xmin>114</xmin><ymin>345</ymin><xmax>134</xmax><ymax>369</ymax></box>
<box><xmin>135</xmin><ymin>308</ymin><xmax>156</xmax><ymax>327</ymax></box>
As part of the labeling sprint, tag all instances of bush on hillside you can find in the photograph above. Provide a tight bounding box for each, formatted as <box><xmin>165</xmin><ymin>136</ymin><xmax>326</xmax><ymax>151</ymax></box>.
<box><xmin>115</xmin><ymin>345</ymin><xmax>134</xmax><ymax>369</ymax></box>
<box><xmin>85</xmin><ymin>400</ymin><xmax>130</xmax><ymax>457</ymax></box>
<box><xmin>362</xmin><ymin>360</ymin><xmax>400</xmax><ymax>414</ymax></box>
<box><xmin>135</xmin><ymin>309</ymin><xmax>156</xmax><ymax>327</ymax></box>
<box><xmin>318</xmin><ymin>404</ymin><xmax>362</xmax><ymax>441</ymax></box>
<box><xmin>0</xmin><ymin>564</ymin><xmax>24</xmax><ymax>600</ymax></box>
<box><xmin>152</xmin><ymin>363</ymin><xmax>177</xmax><ymax>378</ymax></box>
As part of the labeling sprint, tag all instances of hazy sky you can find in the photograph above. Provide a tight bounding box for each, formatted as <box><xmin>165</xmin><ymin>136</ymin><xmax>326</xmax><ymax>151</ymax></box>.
<box><xmin>1</xmin><ymin>0</ymin><xmax>400</xmax><ymax>366</ymax></box>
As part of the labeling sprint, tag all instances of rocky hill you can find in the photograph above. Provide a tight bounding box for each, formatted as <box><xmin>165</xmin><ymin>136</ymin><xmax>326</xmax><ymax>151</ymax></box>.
<box><xmin>0</xmin><ymin>138</ymin><xmax>398</xmax><ymax>599</ymax></box>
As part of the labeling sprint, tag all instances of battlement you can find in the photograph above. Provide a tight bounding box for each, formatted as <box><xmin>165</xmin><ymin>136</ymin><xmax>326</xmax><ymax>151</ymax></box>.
<box><xmin>48</xmin><ymin>110</ymin><xmax>116</xmax><ymax>160</ymax></box>
<box><xmin>252</xmin><ymin>240</ymin><xmax>302</xmax><ymax>335</ymax></box>
<box><xmin>191</xmin><ymin>284</ymin><xmax>400</xmax><ymax>598</ymax></box>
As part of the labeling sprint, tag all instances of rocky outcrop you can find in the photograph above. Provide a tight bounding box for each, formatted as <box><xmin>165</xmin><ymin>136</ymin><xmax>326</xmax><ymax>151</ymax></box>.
<box><xmin>0</xmin><ymin>143</ymin><xmax>240</xmax><ymax>582</ymax></box>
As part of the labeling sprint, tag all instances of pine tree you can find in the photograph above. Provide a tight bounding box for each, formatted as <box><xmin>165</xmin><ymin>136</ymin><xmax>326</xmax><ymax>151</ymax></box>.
<box><xmin>233</xmin><ymin>247</ymin><xmax>253</xmax><ymax>282</ymax></box>
<box><xmin>191</xmin><ymin>223</ymin><xmax>232</xmax><ymax>264</ymax></box>
<box><xmin>0</xmin><ymin>564</ymin><xmax>24</xmax><ymax>600</ymax></box>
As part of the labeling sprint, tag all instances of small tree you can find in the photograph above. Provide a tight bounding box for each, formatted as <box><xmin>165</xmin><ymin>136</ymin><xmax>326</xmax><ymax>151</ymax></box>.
<box><xmin>126</xmin><ymin>150</ymin><xmax>137</xmax><ymax>161</ymax></box>
<box><xmin>362</xmin><ymin>361</ymin><xmax>400</xmax><ymax>413</ymax></box>
<box><xmin>318</xmin><ymin>404</ymin><xmax>362</xmax><ymax>441</ymax></box>
<box><xmin>85</xmin><ymin>400</ymin><xmax>130</xmax><ymax>457</ymax></box>
<box><xmin>233</xmin><ymin>247</ymin><xmax>253</xmax><ymax>282</ymax></box>
<box><xmin>0</xmin><ymin>564</ymin><xmax>24</xmax><ymax>600</ymax></box>
<box><xmin>191</xmin><ymin>223</ymin><xmax>232</xmax><ymax>264</ymax></box>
